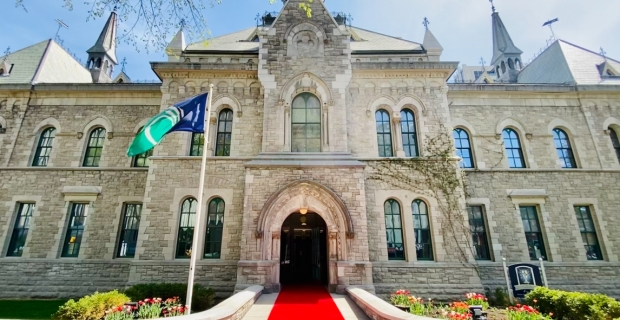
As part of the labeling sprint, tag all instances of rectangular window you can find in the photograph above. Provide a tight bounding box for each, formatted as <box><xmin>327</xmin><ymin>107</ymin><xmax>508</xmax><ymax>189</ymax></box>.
<box><xmin>190</xmin><ymin>133</ymin><xmax>204</xmax><ymax>156</ymax></box>
<box><xmin>574</xmin><ymin>206</ymin><xmax>603</xmax><ymax>260</ymax></box>
<box><xmin>7</xmin><ymin>203</ymin><xmax>35</xmax><ymax>257</ymax></box>
<box><xmin>61</xmin><ymin>203</ymin><xmax>89</xmax><ymax>258</ymax></box>
<box><xmin>520</xmin><ymin>206</ymin><xmax>547</xmax><ymax>260</ymax></box>
<box><xmin>117</xmin><ymin>204</ymin><xmax>142</xmax><ymax>258</ymax></box>
<box><xmin>467</xmin><ymin>206</ymin><xmax>491</xmax><ymax>260</ymax></box>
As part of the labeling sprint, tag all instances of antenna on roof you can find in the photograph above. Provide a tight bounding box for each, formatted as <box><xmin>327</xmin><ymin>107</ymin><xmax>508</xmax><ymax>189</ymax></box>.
<box><xmin>542</xmin><ymin>18</ymin><xmax>559</xmax><ymax>40</ymax></box>
<box><xmin>54</xmin><ymin>19</ymin><xmax>69</xmax><ymax>40</ymax></box>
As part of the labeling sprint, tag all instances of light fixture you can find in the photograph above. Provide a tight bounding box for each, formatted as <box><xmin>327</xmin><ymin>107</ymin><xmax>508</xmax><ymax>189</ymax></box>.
<box><xmin>300</xmin><ymin>208</ymin><xmax>308</xmax><ymax>215</ymax></box>
<box><xmin>300</xmin><ymin>197</ymin><xmax>308</xmax><ymax>215</ymax></box>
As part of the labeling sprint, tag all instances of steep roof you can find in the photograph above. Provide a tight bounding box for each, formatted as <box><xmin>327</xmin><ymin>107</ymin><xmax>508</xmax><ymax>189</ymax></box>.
<box><xmin>185</xmin><ymin>26</ymin><xmax>422</xmax><ymax>53</ymax></box>
<box><xmin>87</xmin><ymin>11</ymin><xmax>118</xmax><ymax>64</ymax></box>
<box><xmin>0</xmin><ymin>39</ymin><xmax>92</xmax><ymax>85</ymax></box>
<box><xmin>518</xmin><ymin>40</ymin><xmax>620</xmax><ymax>85</ymax></box>
<box><xmin>491</xmin><ymin>11</ymin><xmax>522</xmax><ymax>64</ymax></box>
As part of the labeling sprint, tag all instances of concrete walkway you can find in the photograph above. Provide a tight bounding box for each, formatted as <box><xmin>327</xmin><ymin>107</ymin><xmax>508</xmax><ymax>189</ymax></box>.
<box><xmin>241</xmin><ymin>292</ymin><xmax>369</xmax><ymax>320</ymax></box>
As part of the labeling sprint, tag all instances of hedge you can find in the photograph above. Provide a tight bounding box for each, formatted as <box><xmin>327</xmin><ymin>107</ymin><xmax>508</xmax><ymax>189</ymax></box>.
<box><xmin>124</xmin><ymin>283</ymin><xmax>215</xmax><ymax>312</ymax></box>
<box><xmin>525</xmin><ymin>287</ymin><xmax>620</xmax><ymax>320</ymax></box>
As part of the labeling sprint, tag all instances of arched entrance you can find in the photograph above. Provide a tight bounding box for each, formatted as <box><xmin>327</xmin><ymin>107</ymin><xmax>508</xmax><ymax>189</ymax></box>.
<box><xmin>280</xmin><ymin>212</ymin><xmax>328</xmax><ymax>285</ymax></box>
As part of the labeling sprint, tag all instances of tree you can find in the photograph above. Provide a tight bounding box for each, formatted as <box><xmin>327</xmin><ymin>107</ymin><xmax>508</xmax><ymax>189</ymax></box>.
<box><xmin>14</xmin><ymin>0</ymin><xmax>312</xmax><ymax>53</ymax></box>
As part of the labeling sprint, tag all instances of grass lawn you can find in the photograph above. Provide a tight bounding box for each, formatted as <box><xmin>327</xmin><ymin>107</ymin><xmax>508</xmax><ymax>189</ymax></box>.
<box><xmin>0</xmin><ymin>300</ymin><xmax>67</xmax><ymax>319</ymax></box>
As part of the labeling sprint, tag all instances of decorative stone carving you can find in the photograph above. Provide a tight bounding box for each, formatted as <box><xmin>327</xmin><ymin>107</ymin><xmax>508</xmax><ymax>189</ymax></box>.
<box><xmin>289</xmin><ymin>31</ymin><xmax>324</xmax><ymax>58</ymax></box>
<box><xmin>495</xmin><ymin>133</ymin><xmax>502</xmax><ymax>140</ymax></box>
<box><xmin>328</xmin><ymin>232</ymin><xmax>338</xmax><ymax>240</ymax></box>
<box><xmin>209</xmin><ymin>112</ymin><xmax>218</xmax><ymax>124</ymax></box>
<box><xmin>604</xmin><ymin>129</ymin><xmax>611</xmax><ymax>135</ymax></box>
<box><xmin>526</xmin><ymin>133</ymin><xmax>533</xmax><ymax>140</ymax></box>
<box><xmin>272</xmin><ymin>231</ymin><xmax>280</xmax><ymax>240</ymax></box>
<box><xmin>255</xmin><ymin>231</ymin><xmax>263</xmax><ymax>239</ymax></box>
<box><xmin>346</xmin><ymin>231</ymin><xmax>355</xmax><ymax>239</ymax></box>
<box><xmin>77</xmin><ymin>132</ymin><xmax>83</xmax><ymax>139</ymax></box>
<box><xmin>107</xmin><ymin>132</ymin><xmax>114</xmax><ymax>140</ymax></box>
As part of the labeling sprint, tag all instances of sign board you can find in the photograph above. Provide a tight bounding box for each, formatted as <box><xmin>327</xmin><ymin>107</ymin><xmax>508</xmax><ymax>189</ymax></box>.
<box><xmin>508</xmin><ymin>263</ymin><xmax>543</xmax><ymax>298</ymax></box>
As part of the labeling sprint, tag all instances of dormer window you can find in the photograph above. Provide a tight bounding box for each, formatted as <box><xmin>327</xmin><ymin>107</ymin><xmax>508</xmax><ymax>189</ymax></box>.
<box><xmin>0</xmin><ymin>61</ymin><xmax>11</xmax><ymax>76</ymax></box>
<box><xmin>0</xmin><ymin>69</ymin><xmax>4</xmax><ymax>76</ymax></box>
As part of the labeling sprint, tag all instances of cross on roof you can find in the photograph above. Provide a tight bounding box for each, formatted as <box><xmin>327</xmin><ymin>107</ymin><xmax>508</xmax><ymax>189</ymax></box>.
<box><xmin>489</xmin><ymin>0</ymin><xmax>496</xmax><ymax>13</ymax></box>
<box><xmin>180</xmin><ymin>19</ymin><xmax>186</xmax><ymax>30</ymax></box>
<box><xmin>121</xmin><ymin>57</ymin><xmax>127</xmax><ymax>72</ymax></box>
<box><xmin>600</xmin><ymin>47</ymin><xmax>607</xmax><ymax>59</ymax></box>
<box><xmin>480</xmin><ymin>57</ymin><xmax>486</xmax><ymax>66</ymax></box>
<box><xmin>422</xmin><ymin>17</ymin><xmax>430</xmax><ymax>30</ymax></box>
<box><xmin>2</xmin><ymin>47</ymin><xmax>10</xmax><ymax>62</ymax></box>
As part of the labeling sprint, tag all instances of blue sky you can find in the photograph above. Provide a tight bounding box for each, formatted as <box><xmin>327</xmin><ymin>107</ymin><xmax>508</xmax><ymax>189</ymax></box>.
<box><xmin>1</xmin><ymin>0</ymin><xmax>619</xmax><ymax>81</ymax></box>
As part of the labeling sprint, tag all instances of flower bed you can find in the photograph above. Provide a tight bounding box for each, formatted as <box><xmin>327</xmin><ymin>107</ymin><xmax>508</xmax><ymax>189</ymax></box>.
<box><xmin>389</xmin><ymin>290</ymin><xmax>553</xmax><ymax>320</ymax></box>
<box><xmin>104</xmin><ymin>297</ymin><xmax>187</xmax><ymax>320</ymax></box>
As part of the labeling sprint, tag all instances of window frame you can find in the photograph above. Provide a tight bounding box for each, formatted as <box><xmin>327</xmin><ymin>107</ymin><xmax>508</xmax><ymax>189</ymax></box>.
<box><xmin>502</xmin><ymin>128</ymin><xmax>526</xmax><ymax>168</ymax></box>
<box><xmin>190</xmin><ymin>133</ymin><xmax>204</xmax><ymax>156</ymax></box>
<box><xmin>291</xmin><ymin>92</ymin><xmax>322</xmax><ymax>153</ymax></box>
<box><xmin>609</xmin><ymin>127</ymin><xmax>620</xmax><ymax>164</ymax></box>
<box><xmin>82</xmin><ymin>127</ymin><xmax>106</xmax><ymax>167</ymax></box>
<box><xmin>117</xmin><ymin>203</ymin><xmax>142</xmax><ymax>258</ymax></box>
<box><xmin>553</xmin><ymin>128</ymin><xmax>577</xmax><ymax>168</ymax></box>
<box><xmin>519</xmin><ymin>205</ymin><xmax>547</xmax><ymax>260</ymax></box>
<box><xmin>574</xmin><ymin>206</ymin><xmax>603</xmax><ymax>261</ymax></box>
<box><xmin>7</xmin><ymin>203</ymin><xmax>35</xmax><ymax>257</ymax></box>
<box><xmin>215</xmin><ymin>109</ymin><xmax>234</xmax><ymax>157</ymax></box>
<box><xmin>384</xmin><ymin>199</ymin><xmax>405</xmax><ymax>260</ymax></box>
<box><xmin>204</xmin><ymin>198</ymin><xmax>225</xmax><ymax>259</ymax></box>
<box><xmin>376</xmin><ymin>109</ymin><xmax>394</xmax><ymax>157</ymax></box>
<box><xmin>467</xmin><ymin>206</ymin><xmax>491</xmax><ymax>260</ymax></box>
<box><xmin>132</xmin><ymin>127</ymin><xmax>153</xmax><ymax>167</ymax></box>
<box><xmin>412</xmin><ymin>199</ymin><xmax>433</xmax><ymax>261</ymax></box>
<box><xmin>32</xmin><ymin>127</ymin><xmax>56</xmax><ymax>167</ymax></box>
<box><xmin>61</xmin><ymin>203</ymin><xmax>89</xmax><ymax>258</ymax></box>
<box><xmin>176</xmin><ymin>198</ymin><xmax>197</xmax><ymax>259</ymax></box>
<box><xmin>400</xmin><ymin>109</ymin><xmax>419</xmax><ymax>157</ymax></box>
<box><xmin>453</xmin><ymin>128</ymin><xmax>474</xmax><ymax>169</ymax></box>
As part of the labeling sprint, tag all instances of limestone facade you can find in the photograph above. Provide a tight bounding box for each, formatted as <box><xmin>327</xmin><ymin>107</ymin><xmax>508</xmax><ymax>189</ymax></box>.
<box><xmin>1</xmin><ymin>0</ymin><xmax>620</xmax><ymax>301</ymax></box>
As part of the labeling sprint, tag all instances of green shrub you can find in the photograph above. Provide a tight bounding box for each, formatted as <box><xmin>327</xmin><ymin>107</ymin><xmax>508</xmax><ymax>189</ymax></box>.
<box><xmin>53</xmin><ymin>290</ymin><xmax>130</xmax><ymax>320</ymax></box>
<box><xmin>525</xmin><ymin>287</ymin><xmax>620</xmax><ymax>320</ymax></box>
<box><xmin>124</xmin><ymin>283</ymin><xmax>215</xmax><ymax>312</ymax></box>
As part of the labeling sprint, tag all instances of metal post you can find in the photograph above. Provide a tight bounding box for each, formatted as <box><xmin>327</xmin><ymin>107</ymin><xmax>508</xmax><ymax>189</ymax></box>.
<box><xmin>185</xmin><ymin>85</ymin><xmax>214</xmax><ymax>314</ymax></box>
<box><xmin>502</xmin><ymin>257</ymin><xmax>514</xmax><ymax>305</ymax></box>
<box><xmin>539</xmin><ymin>258</ymin><xmax>548</xmax><ymax>288</ymax></box>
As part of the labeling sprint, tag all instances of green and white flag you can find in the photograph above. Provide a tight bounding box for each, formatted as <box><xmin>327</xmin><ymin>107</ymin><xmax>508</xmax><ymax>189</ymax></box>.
<box><xmin>127</xmin><ymin>93</ymin><xmax>208</xmax><ymax>157</ymax></box>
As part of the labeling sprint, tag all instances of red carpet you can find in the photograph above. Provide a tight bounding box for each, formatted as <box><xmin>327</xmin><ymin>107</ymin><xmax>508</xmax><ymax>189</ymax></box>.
<box><xmin>268</xmin><ymin>285</ymin><xmax>344</xmax><ymax>320</ymax></box>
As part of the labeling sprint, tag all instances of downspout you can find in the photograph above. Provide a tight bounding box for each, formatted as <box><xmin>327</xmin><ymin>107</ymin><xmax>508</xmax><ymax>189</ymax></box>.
<box><xmin>4</xmin><ymin>84</ymin><xmax>34</xmax><ymax>167</ymax></box>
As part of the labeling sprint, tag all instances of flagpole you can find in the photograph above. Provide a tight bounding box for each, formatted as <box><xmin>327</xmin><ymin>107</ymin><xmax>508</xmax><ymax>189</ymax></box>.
<box><xmin>185</xmin><ymin>84</ymin><xmax>214</xmax><ymax>314</ymax></box>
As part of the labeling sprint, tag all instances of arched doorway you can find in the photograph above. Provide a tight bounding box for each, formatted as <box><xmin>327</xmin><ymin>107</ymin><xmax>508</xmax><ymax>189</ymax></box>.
<box><xmin>279</xmin><ymin>212</ymin><xmax>328</xmax><ymax>285</ymax></box>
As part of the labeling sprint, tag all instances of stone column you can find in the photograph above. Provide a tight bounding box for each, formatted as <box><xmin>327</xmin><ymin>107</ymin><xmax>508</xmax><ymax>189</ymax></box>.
<box><xmin>392</xmin><ymin>112</ymin><xmax>405</xmax><ymax>157</ymax></box>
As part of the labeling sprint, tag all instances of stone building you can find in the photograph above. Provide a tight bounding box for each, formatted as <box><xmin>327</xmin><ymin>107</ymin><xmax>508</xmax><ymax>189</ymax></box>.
<box><xmin>1</xmin><ymin>0</ymin><xmax>620</xmax><ymax>300</ymax></box>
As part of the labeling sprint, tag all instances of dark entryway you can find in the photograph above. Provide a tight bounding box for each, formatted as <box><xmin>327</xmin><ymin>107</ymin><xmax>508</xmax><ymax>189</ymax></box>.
<box><xmin>279</xmin><ymin>212</ymin><xmax>328</xmax><ymax>285</ymax></box>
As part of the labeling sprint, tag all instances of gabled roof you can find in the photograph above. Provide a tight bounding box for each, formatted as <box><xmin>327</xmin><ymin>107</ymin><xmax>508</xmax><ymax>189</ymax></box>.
<box><xmin>184</xmin><ymin>26</ymin><xmax>422</xmax><ymax>54</ymax></box>
<box><xmin>0</xmin><ymin>39</ymin><xmax>92</xmax><ymax>85</ymax></box>
<box><xmin>518</xmin><ymin>40</ymin><xmax>620</xmax><ymax>85</ymax></box>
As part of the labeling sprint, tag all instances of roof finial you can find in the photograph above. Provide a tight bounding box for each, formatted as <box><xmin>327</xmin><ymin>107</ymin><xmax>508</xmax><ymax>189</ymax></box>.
<box><xmin>600</xmin><ymin>47</ymin><xmax>607</xmax><ymax>60</ymax></box>
<box><xmin>489</xmin><ymin>0</ymin><xmax>496</xmax><ymax>13</ymax></box>
<box><xmin>422</xmin><ymin>17</ymin><xmax>430</xmax><ymax>30</ymax></box>
<box><xmin>2</xmin><ymin>47</ymin><xmax>10</xmax><ymax>62</ymax></box>
<box><xmin>121</xmin><ymin>57</ymin><xmax>127</xmax><ymax>72</ymax></box>
<box><xmin>480</xmin><ymin>57</ymin><xmax>486</xmax><ymax>68</ymax></box>
<box><xmin>180</xmin><ymin>18</ymin><xmax>186</xmax><ymax>30</ymax></box>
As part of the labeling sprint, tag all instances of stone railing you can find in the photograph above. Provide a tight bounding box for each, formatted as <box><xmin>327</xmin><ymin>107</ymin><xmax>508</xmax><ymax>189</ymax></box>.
<box><xmin>156</xmin><ymin>285</ymin><xmax>263</xmax><ymax>320</ymax></box>
<box><xmin>346</xmin><ymin>287</ymin><xmax>438</xmax><ymax>320</ymax></box>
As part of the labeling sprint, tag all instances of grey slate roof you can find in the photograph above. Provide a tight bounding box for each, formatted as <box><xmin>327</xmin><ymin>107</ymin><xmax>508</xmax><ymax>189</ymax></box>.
<box><xmin>0</xmin><ymin>39</ymin><xmax>92</xmax><ymax>85</ymax></box>
<box><xmin>491</xmin><ymin>12</ymin><xmax>523</xmax><ymax>64</ymax></box>
<box><xmin>518</xmin><ymin>40</ymin><xmax>620</xmax><ymax>85</ymax></box>
<box><xmin>86</xmin><ymin>11</ymin><xmax>118</xmax><ymax>64</ymax></box>
<box><xmin>185</xmin><ymin>26</ymin><xmax>422</xmax><ymax>53</ymax></box>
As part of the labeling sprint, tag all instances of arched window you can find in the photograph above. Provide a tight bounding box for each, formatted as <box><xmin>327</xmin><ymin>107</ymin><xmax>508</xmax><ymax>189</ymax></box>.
<box><xmin>176</xmin><ymin>198</ymin><xmax>197</xmax><ymax>259</ymax></box>
<box><xmin>501</xmin><ymin>61</ymin><xmax>506</xmax><ymax>74</ymax></box>
<box><xmin>400</xmin><ymin>109</ymin><xmax>418</xmax><ymax>157</ymax></box>
<box><xmin>132</xmin><ymin>127</ymin><xmax>153</xmax><ymax>167</ymax></box>
<box><xmin>204</xmin><ymin>198</ymin><xmax>225</xmax><ymax>259</ymax></box>
<box><xmin>96</xmin><ymin>58</ymin><xmax>102</xmax><ymax>69</ymax></box>
<box><xmin>453</xmin><ymin>128</ymin><xmax>473</xmax><ymax>168</ymax></box>
<box><xmin>384</xmin><ymin>200</ymin><xmax>404</xmax><ymax>260</ymax></box>
<box><xmin>32</xmin><ymin>127</ymin><xmax>56</xmax><ymax>167</ymax></box>
<box><xmin>291</xmin><ymin>93</ymin><xmax>321</xmax><ymax>152</ymax></box>
<box><xmin>508</xmin><ymin>58</ymin><xmax>515</xmax><ymax>70</ymax></box>
<box><xmin>83</xmin><ymin>127</ymin><xmax>106</xmax><ymax>167</ymax></box>
<box><xmin>215</xmin><ymin>109</ymin><xmax>234</xmax><ymax>156</ymax></box>
<box><xmin>502</xmin><ymin>128</ymin><xmax>525</xmax><ymax>168</ymax></box>
<box><xmin>609</xmin><ymin>127</ymin><xmax>620</xmax><ymax>163</ymax></box>
<box><xmin>553</xmin><ymin>128</ymin><xmax>576</xmax><ymax>168</ymax></box>
<box><xmin>190</xmin><ymin>133</ymin><xmax>204</xmax><ymax>156</ymax></box>
<box><xmin>376</xmin><ymin>110</ymin><xmax>393</xmax><ymax>157</ymax></box>
<box><xmin>412</xmin><ymin>199</ymin><xmax>433</xmax><ymax>260</ymax></box>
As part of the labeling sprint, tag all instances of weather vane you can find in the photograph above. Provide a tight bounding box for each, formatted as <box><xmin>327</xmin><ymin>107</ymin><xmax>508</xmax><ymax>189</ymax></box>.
<box><xmin>489</xmin><ymin>0</ymin><xmax>496</xmax><ymax>13</ymax></box>
<box><xmin>121</xmin><ymin>57</ymin><xmax>127</xmax><ymax>72</ymax></box>
<box><xmin>422</xmin><ymin>17</ymin><xmax>430</xmax><ymax>30</ymax></box>
<box><xmin>542</xmin><ymin>18</ymin><xmax>559</xmax><ymax>40</ymax></box>
<box><xmin>54</xmin><ymin>19</ymin><xmax>69</xmax><ymax>40</ymax></box>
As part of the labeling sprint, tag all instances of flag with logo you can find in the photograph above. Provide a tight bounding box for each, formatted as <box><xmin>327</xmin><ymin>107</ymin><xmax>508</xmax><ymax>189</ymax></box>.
<box><xmin>127</xmin><ymin>93</ymin><xmax>208</xmax><ymax>157</ymax></box>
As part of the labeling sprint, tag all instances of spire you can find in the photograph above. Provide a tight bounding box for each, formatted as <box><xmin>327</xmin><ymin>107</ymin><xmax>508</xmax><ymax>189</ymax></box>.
<box><xmin>491</xmin><ymin>11</ymin><xmax>522</xmax><ymax>65</ymax></box>
<box><xmin>166</xmin><ymin>25</ymin><xmax>186</xmax><ymax>62</ymax></box>
<box><xmin>87</xmin><ymin>10</ymin><xmax>118</xmax><ymax>64</ymax></box>
<box><xmin>422</xmin><ymin>18</ymin><xmax>443</xmax><ymax>62</ymax></box>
